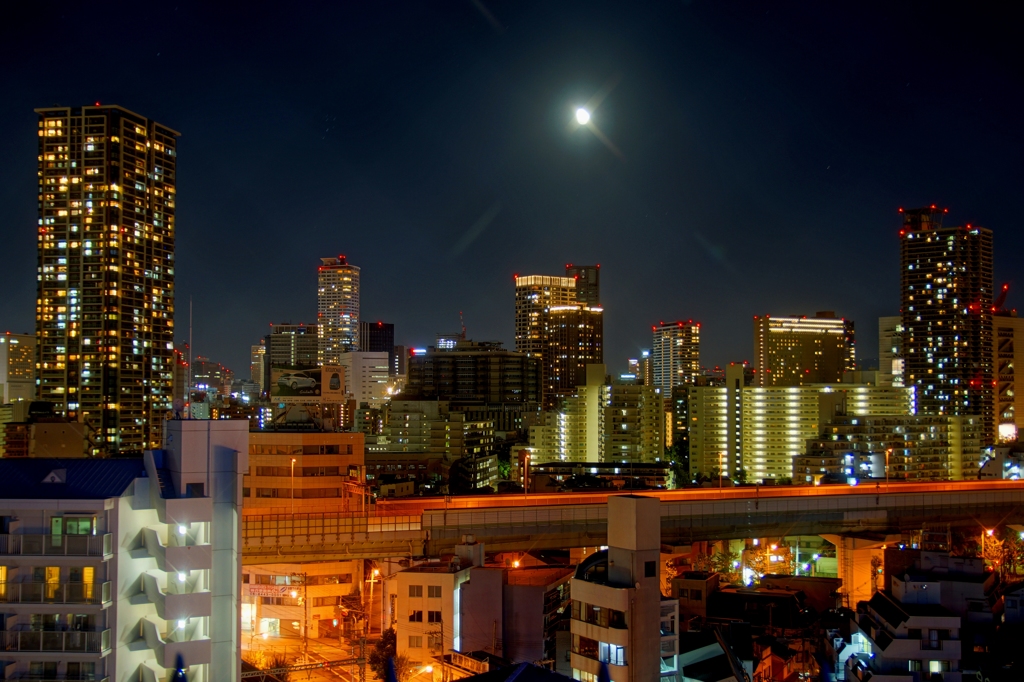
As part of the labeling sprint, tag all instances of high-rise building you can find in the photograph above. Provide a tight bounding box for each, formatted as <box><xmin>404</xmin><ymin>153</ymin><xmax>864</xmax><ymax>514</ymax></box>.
<box><xmin>35</xmin><ymin>105</ymin><xmax>177</xmax><ymax>454</ymax></box>
<box><xmin>359</xmin><ymin>320</ymin><xmax>395</xmax><ymax>374</ymax></box>
<box><xmin>993</xmin><ymin>312</ymin><xmax>1024</xmax><ymax>442</ymax></box>
<box><xmin>514</xmin><ymin>275</ymin><xmax>576</xmax><ymax>359</ymax></box>
<box><xmin>652</xmin><ymin>321</ymin><xmax>701</xmax><ymax>394</ymax></box>
<box><xmin>543</xmin><ymin>304</ymin><xmax>603</xmax><ymax>407</ymax></box>
<box><xmin>250</xmin><ymin>340</ymin><xmax>266</xmax><ymax>394</ymax></box>
<box><xmin>0</xmin><ymin>332</ymin><xmax>35</xmax><ymax>403</ymax></box>
<box><xmin>878</xmin><ymin>316</ymin><xmax>904</xmax><ymax>388</ymax></box>
<box><xmin>900</xmin><ymin>207</ymin><xmax>994</xmax><ymax>442</ymax></box>
<box><xmin>565</xmin><ymin>263</ymin><xmax>600</xmax><ymax>305</ymax></box>
<box><xmin>405</xmin><ymin>340</ymin><xmax>541</xmax><ymax>405</ymax></box>
<box><xmin>317</xmin><ymin>256</ymin><xmax>360</xmax><ymax>363</ymax></box>
<box><xmin>753</xmin><ymin>312</ymin><xmax>855</xmax><ymax>387</ymax></box>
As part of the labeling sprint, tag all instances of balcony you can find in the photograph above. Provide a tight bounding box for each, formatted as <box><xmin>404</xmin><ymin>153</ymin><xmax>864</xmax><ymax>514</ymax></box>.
<box><xmin>141</xmin><ymin>573</ymin><xmax>211</xmax><ymax>621</ymax></box>
<box><xmin>141</xmin><ymin>618</ymin><xmax>211</xmax><ymax>668</ymax></box>
<box><xmin>0</xmin><ymin>534</ymin><xmax>112</xmax><ymax>557</ymax></box>
<box><xmin>143</xmin><ymin>528</ymin><xmax>212</xmax><ymax>573</ymax></box>
<box><xmin>0</xmin><ymin>582</ymin><xmax>111</xmax><ymax>605</ymax></box>
<box><xmin>0</xmin><ymin>629</ymin><xmax>110</xmax><ymax>653</ymax></box>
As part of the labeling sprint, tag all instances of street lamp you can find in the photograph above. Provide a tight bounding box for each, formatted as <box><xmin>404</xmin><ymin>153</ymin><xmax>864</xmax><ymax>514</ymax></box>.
<box><xmin>291</xmin><ymin>458</ymin><xmax>297</xmax><ymax>516</ymax></box>
<box><xmin>365</xmin><ymin>567</ymin><xmax>381</xmax><ymax>637</ymax></box>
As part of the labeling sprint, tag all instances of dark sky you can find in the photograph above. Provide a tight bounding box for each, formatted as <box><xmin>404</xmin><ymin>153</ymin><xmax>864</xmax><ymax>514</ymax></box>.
<box><xmin>2</xmin><ymin>1</ymin><xmax>1021</xmax><ymax>376</ymax></box>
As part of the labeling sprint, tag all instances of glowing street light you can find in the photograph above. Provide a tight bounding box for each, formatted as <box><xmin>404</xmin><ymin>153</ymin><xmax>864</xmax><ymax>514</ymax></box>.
<box><xmin>575</xmin><ymin>107</ymin><xmax>590</xmax><ymax>125</ymax></box>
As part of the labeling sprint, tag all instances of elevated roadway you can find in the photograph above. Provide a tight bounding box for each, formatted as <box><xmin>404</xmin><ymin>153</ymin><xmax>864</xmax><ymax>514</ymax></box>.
<box><xmin>241</xmin><ymin>480</ymin><xmax>1024</xmax><ymax>564</ymax></box>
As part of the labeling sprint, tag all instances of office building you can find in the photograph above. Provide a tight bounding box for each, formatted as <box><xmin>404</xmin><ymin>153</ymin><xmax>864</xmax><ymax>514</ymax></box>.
<box><xmin>191</xmin><ymin>356</ymin><xmax>232</xmax><ymax>397</ymax></box>
<box><xmin>359</xmin><ymin>321</ymin><xmax>395</xmax><ymax>375</ymax></box>
<box><xmin>753</xmin><ymin>312</ymin><xmax>855</xmax><ymax>387</ymax></box>
<box><xmin>795</xmin><ymin>414</ymin><xmax>983</xmax><ymax>483</ymax></box>
<box><xmin>263</xmin><ymin>323</ymin><xmax>318</xmax><ymax>392</ymax></box>
<box><xmin>993</xmin><ymin>312</ymin><xmax>1024</xmax><ymax>442</ymax></box>
<box><xmin>565</xmin><ymin>263</ymin><xmax>600</xmax><ymax>305</ymax></box>
<box><xmin>35</xmin><ymin>105</ymin><xmax>178</xmax><ymax>454</ymax></box>
<box><xmin>0</xmin><ymin>418</ymin><xmax>247</xmax><ymax>681</ymax></box>
<box><xmin>543</xmin><ymin>305</ymin><xmax>604</xmax><ymax>407</ymax></box>
<box><xmin>318</xmin><ymin>256</ymin><xmax>360</xmax><ymax>363</ymax></box>
<box><xmin>404</xmin><ymin>340</ymin><xmax>541</xmax><ymax>406</ymax></box>
<box><xmin>395</xmin><ymin>559</ymin><xmax>475</xmax><ymax>666</ymax></box>
<box><xmin>340</xmin><ymin>351</ymin><xmax>390</xmax><ymax>410</ymax></box>
<box><xmin>244</xmin><ymin>423</ymin><xmax>365</xmax><ymax>509</ymax></box>
<box><xmin>878</xmin><ymin>316</ymin><xmax>904</xmax><ymax>388</ymax></box>
<box><xmin>0</xmin><ymin>333</ymin><xmax>35</xmax><ymax>404</ymax></box>
<box><xmin>900</xmin><ymin>206</ymin><xmax>994</xmax><ymax>442</ymax></box>
<box><xmin>241</xmin><ymin>559</ymin><xmax>364</xmax><ymax>642</ymax></box>
<box><xmin>652</xmin><ymin>321</ymin><xmax>700</xmax><ymax>394</ymax></box>
<box><xmin>688</xmin><ymin>365</ymin><xmax>914</xmax><ymax>482</ymax></box>
<box><xmin>570</xmin><ymin>495</ymin><xmax>678</xmax><ymax>681</ymax></box>
<box><xmin>250</xmin><ymin>341</ymin><xmax>266</xmax><ymax>394</ymax></box>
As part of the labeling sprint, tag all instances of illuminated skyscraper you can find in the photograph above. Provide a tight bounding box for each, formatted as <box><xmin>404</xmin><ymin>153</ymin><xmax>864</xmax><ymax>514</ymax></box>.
<box><xmin>318</xmin><ymin>256</ymin><xmax>360</xmax><ymax>363</ymax></box>
<box><xmin>753</xmin><ymin>312</ymin><xmax>855</xmax><ymax>387</ymax></box>
<box><xmin>359</xmin><ymin>320</ymin><xmax>395</xmax><ymax>373</ymax></box>
<box><xmin>565</xmin><ymin>263</ymin><xmax>600</xmax><ymax>305</ymax></box>
<box><xmin>543</xmin><ymin>304</ymin><xmax>603</xmax><ymax>407</ymax></box>
<box><xmin>900</xmin><ymin>207</ymin><xmax>994</xmax><ymax>442</ymax></box>
<box><xmin>35</xmin><ymin>105</ymin><xmax>177</xmax><ymax>454</ymax></box>
<box><xmin>0</xmin><ymin>333</ymin><xmax>36</xmax><ymax>403</ymax></box>
<box><xmin>250</xmin><ymin>340</ymin><xmax>266</xmax><ymax>394</ymax></box>
<box><xmin>878</xmin><ymin>315</ymin><xmax>905</xmax><ymax>388</ymax></box>
<box><xmin>514</xmin><ymin>274</ymin><xmax>576</xmax><ymax>359</ymax></box>
<box><xmin>651</xmin><ymin>321</ymin><xmax>700</xmax><ymax>394</ymax></box>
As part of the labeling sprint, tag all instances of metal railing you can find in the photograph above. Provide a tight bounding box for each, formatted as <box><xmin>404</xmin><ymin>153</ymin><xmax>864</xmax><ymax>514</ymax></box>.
<box><xmin>0</xmin><ymin>582</ymin><xmax>111</xmax><ymax>605</ymax></box>
<box><xmin>0</xmin><ymin>534</ymin><xmax>112</xmax><ymax>557</ymax></box>
<box><xmin>0</xmin><ymin>628</ymin><xmax>110</xmax><ymax>652</ymax></box>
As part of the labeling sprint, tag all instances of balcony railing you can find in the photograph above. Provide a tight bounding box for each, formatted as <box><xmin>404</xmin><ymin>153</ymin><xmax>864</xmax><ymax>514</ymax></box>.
<box><xmin>0</xmin><ymin>628</ymin><xmax>110</xmax><ymax>653</ymax></box>
<box><xmin>0</xmin><ymin>582</ymin><xmax>111</xmax><ymax>605</ymax></box>
<box><xmin>921</xmin><ymin>639</ymin><xmax>943</xmax><ymax>650</ymax></box>
<box><xmin>0</xmin><ymin>534</ymin><xmax>112</xmax><ymax>557</ymax></box>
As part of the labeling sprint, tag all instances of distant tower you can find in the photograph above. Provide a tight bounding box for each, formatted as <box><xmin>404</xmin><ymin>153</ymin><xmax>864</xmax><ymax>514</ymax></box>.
<box><xmin>652</xmin><ymin>321</ymin><xmax>701</xmax><ymax>394</ymax></box>
<box><xmin>753</xmin><ymin>312</ymin><xmax>855</xmax><ymax>387</ymax></box>
<box><xmin>565</xmin><ymin>263</ymin><xmax>600</xmax><ymax>305</ymax></box>
<box><xmin>900</xmin><ymin>206</ymin><xmax>994</xmax><ymax>441</ymax></box>
<box><xmin>35</xmin><ymin>105</ymin><xmax>178</xmax><ymax>454</ymax></box>
<box><xmin>514</xmin><ymin>275</ymin><xmax>576</xmax><ymax>359</ymax></box>
<box><xmin>318</xmin><ymin>256</ymin><xmax>360</xmax><ymax>363</ymax></box>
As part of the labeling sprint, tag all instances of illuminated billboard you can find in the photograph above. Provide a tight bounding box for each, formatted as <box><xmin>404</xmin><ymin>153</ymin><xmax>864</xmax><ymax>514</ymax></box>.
<box><xmin>269</xmin><ymin>364</ymin><xmax>346</xmax><ymax>403</ymax></box>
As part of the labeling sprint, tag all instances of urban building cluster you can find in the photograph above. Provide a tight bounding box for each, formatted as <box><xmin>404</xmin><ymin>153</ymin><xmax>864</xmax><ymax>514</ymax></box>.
<box><xmin>5</xmin><ymin>102</ymin><xmax>1024</xmax><ymax>682</ymax></box>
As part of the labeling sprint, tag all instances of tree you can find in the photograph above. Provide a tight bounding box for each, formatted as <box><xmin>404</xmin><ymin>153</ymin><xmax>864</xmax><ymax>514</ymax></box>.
<box><xmin>393</xmin><ymin>653</ymin><xmax>415</xmax><ymax>682</ymax></box>
<box><xmin>710</xmin><ymin>548</ymin><xmax>741</xmax><ymax>583</ymax></box>
<box><xmin>368</xmin><ymin>628</ymin><xmax>397</xmax><ymax>681</ymax></box>
<box><xmin>870</xmin><ymin>555</ymin><xmax>883</xmax><ymax>594</ymax></box>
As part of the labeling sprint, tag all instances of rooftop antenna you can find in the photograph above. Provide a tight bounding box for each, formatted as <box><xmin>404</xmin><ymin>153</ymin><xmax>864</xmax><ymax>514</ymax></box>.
<box><xmin>460</xmin><ymin>311</ymin><xmax>466</xmax><ymax>340</ymax></box>
<box><xmin>188</xmin><ymin>297</ymin><xmax>193</xmax><ymax>419</ymax></box>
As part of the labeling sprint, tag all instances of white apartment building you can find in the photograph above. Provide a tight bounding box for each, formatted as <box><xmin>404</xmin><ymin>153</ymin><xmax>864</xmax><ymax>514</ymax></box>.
<box><xmin>394</xmin><ymin>562</ymin><xmax>473</xmax><ymax>666</ymax></box>
<box><xmin>0</xmin><ymin>419</ymin><xmax>247</xmax><ymax>682</ymax></box>
<box><xmin>652</xmin><ymin>321</ymin><xmax>700</xmax><ymax>394</ymax></box>
<box><xmin>570</xmin><ymin>495</ymin><xmax>677</xmax><ymax>682</ymax></box>
<box><xmin>688</xmin><ymin>364</ymin><xmax>915</xmax><ymax>482</ymax></box>
<box><xmin>339</xmin><ymin>351</ymin><xmax>390</xmax><ymax>409</ymax></box>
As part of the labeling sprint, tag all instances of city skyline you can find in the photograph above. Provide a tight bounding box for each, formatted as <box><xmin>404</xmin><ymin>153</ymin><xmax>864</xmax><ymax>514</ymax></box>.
<box><xmin>1</xmin><ymin>2</ymin><xmax>1021</xmax><ymax>378</ymax></box>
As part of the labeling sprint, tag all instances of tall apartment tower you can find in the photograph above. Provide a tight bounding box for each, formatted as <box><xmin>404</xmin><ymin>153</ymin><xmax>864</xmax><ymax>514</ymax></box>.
<box><xmin>565</xmin><ymin>263</ymin><xmax>600</xmax><ymax>305</ymax></box>
<box><xmin>35</xmin><ymin>105</ymin><xmax>178</xmax><ymax>454</ymax></box>
<box><xmin>900</xmin><ymin>207</ymin><xmax>994</xmax><ymax>442</ymax></box>
<box><xmin>318</xmin><ymin>256</ymin><xmax>360</xmax><ymax>363</ymax></box>
<box><xmin>993</xmin><ymin>312</ymin><xmax>1024</xmax><ymax>441</ymax></box>
<box><xmin>652</xmin><ymin>321</ymin><xmax>701</xmax><ymax>394</ymax></box>
<box><xmin>250</xmin><ymin>340</ymin><xmax>266</xmax><ymax>394</ymax></box>
<box><xmin>753</xmin><ymin>312</ymin><xmax>856</xmax><ymax>387</ymax></box>
<box><xmin>543</xmin><ymin>304</ymin><xmax>604</xmax><ymax>407</ymax></box>
<box><xmin>514</xmin><ymin>275</ymin><xmax>576</xmax><ymax>358</ymax></box>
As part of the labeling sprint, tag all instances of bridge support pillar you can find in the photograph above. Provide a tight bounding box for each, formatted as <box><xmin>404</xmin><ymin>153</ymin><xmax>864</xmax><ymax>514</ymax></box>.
<box><xmin>820</xmin><ymin>534</ymin><xmax>889</xmax><ymax>609</ymax></box>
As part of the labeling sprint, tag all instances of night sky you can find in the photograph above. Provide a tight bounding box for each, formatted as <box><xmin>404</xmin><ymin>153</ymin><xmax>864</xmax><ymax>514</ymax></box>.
<box><xmin>2</xmin><ymin>2</ymin><xmax>1021</xmax><ymax>376</ymax></box>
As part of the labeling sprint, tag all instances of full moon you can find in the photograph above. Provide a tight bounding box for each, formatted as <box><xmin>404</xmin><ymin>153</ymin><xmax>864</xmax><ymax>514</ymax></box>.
<box><xmin>575</xmin><ymin>107</ymin><xmax>590</xmax><ymax>125</ymax></box>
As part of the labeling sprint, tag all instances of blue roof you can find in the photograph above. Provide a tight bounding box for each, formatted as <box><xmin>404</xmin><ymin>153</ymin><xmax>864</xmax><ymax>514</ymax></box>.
<box><xmin>0</xmin><ymin>458</ymin><xmax>146</xmax><ymax>500</ymax></box>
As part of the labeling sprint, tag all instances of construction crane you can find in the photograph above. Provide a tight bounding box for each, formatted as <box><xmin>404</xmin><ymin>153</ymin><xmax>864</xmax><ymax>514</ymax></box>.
<box><xmin>993</xmin><ymin>283</ymin><xmax>1012</xmax><ymax>314</ymax></box>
